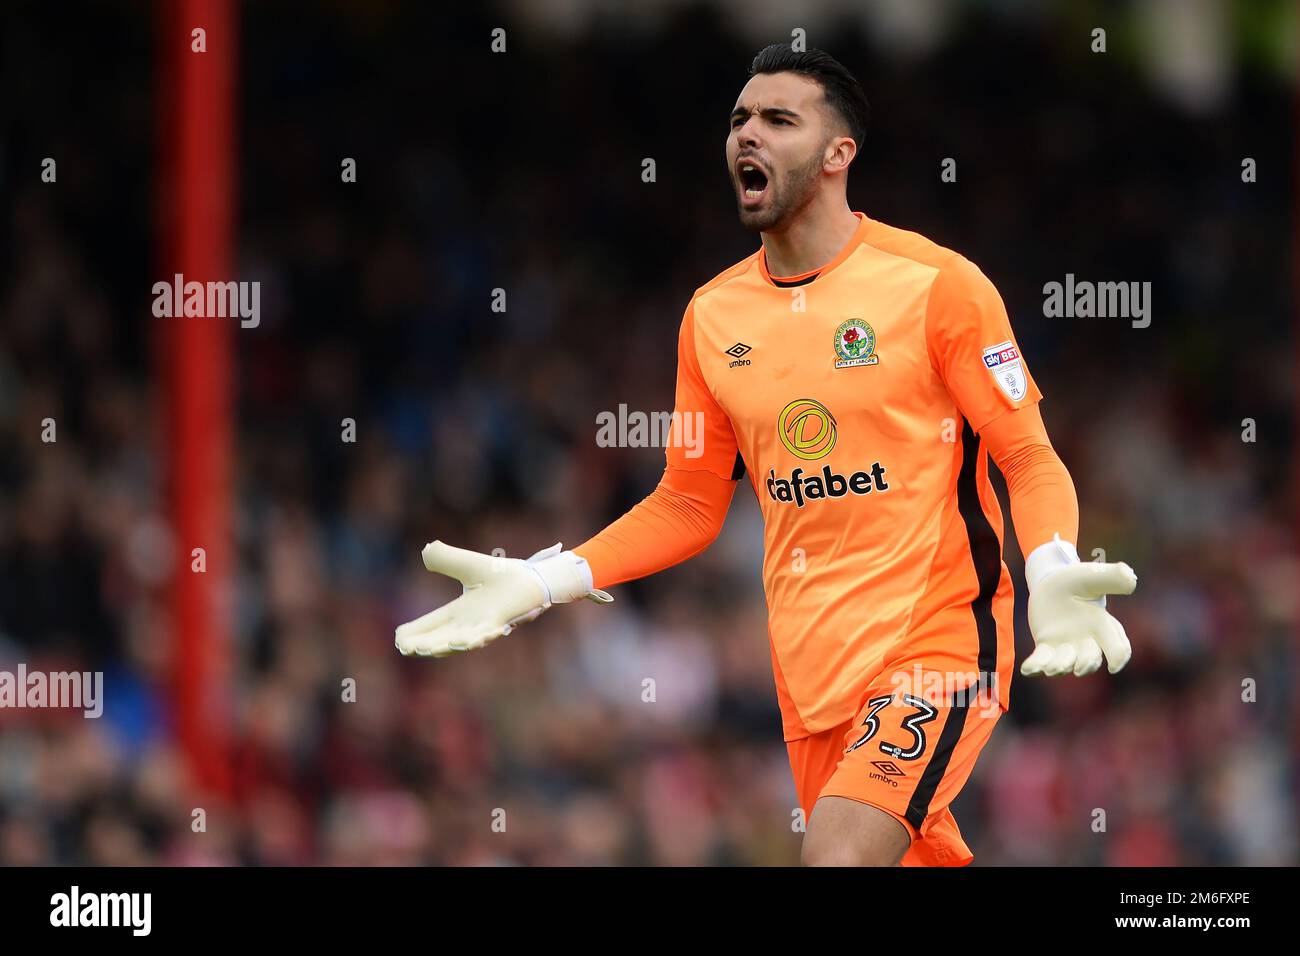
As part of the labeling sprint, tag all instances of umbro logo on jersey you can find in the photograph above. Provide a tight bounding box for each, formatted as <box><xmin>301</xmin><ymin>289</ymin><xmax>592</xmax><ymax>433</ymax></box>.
<box><xmin>724</xmin><ymin>342</ymin><xmax>752</xmax><ymax>368</ymax></box>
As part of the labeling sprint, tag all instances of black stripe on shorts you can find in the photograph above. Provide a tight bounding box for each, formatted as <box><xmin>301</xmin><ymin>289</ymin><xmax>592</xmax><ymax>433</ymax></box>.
<box><xmin>905</xmin><ymin>695</ymin><xmax>973</xmax><ymax>831</ymax></box>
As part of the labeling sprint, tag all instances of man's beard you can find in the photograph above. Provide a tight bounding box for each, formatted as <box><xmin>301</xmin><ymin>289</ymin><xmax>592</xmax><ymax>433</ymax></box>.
<box><xmin>736</xmin><ymin>150</ymin><xmax>823</xmax><ymax>233</ymax></box>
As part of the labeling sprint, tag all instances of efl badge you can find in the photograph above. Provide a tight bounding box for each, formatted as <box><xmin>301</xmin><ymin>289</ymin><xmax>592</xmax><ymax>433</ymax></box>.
<box><xmin>833</xmin><ymin>318</ymin><xmax>879</xmax><ymax>368</ymax></box>
<box><xmin>982</xmin><ymin>340</ymin><xmax>1027</xmax><ymax>400</ymax></box>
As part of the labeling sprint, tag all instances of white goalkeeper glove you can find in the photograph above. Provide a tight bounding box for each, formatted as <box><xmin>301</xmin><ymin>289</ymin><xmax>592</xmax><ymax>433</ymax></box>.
<box><xmin>1022</xmin><ymin>534</ymin><xmax>1137</xmax><ymax>677</ymax></box>
<box><xmin>394</xmin><ymin>541</ymin><xmax>613</xmax><ymax>658</ymax></box>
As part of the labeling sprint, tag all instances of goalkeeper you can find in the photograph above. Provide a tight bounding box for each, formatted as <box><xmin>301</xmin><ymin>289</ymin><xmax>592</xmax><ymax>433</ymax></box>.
<box><xmin>396</xmin><ymin>45</ymin><xmax>1136</xmax><ymax>867</ymax></box>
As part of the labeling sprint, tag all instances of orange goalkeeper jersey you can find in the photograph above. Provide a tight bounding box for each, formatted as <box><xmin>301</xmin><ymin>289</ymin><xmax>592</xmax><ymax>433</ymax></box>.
<box><xmin>661</xmin><ymin>212</ymin><xmax>1043</xmax><ymax>739</ymax></box>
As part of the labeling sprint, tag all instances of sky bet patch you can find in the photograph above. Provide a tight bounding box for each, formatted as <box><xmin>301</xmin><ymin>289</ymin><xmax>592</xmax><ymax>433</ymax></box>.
<box><xmin>982</xmin><ymin>340</ymin><xmax>1027</xmax><ymax>401</ymax></box>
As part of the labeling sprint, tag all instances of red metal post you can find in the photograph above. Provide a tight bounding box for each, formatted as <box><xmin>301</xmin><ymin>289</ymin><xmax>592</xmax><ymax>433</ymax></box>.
<box><xmin>156</xmin><ymin>0</ymin><xmax>237</xmax><ymax>796</ymax></box>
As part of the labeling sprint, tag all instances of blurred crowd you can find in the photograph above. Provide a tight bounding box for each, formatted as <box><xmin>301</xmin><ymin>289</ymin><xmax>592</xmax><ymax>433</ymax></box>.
<box><xmin>0</xmin><ymin>1</ymin><xmax>1295</xmax><ymax>865</ymax></box>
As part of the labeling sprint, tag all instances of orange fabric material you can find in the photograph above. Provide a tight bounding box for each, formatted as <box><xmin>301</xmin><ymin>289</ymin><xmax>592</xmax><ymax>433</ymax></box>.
<box><xmin>572</xmin><ymin>465</ymin><xmax>738</xmax><ymax>590</ymax></box>
<box><xmin>578</xmin><ymin>212</ymin><xmax>1054</xmax><ymax>742</ymax></box>
<box><xmin>680</xmin><ymin>212</ymin><xmax>1037</xmax><ymax>739</ymax></box>
<box><xmin>790</xmin><ymin>727</ymin><xmax>991</xmax><ymax>867</ymax></box>
<box><xmin>789</xmin><ymin>640</ymin><xmax>1004</xmax><ymax>866</ymax></box>
<box><xmin>979</xmin><ymin>403</ymin><xmax>1079</xmax><ymax>555</ymax></box>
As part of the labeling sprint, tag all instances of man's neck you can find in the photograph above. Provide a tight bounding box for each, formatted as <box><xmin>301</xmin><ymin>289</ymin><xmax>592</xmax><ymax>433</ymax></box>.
<box><xmin>761</xmin><ymin>202</ymin><xmax>861</xmax><ymax>278</ymax></box>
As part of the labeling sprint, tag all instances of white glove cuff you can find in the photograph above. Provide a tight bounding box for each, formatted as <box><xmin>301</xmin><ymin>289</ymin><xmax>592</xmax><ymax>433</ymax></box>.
<box><xmin>526</xmin><ymin>546</ymin><xmax>601</xmax><ymax>605</ymax></box>
<box><xmin>1025</xmin><ymin>533</ymin><xmax>1080</xmax><ymax>592</ymax></box>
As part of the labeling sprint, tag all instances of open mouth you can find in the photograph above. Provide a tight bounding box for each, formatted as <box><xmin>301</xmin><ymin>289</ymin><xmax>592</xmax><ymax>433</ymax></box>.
<box><xmin>737</xmin><ymin>160</ymin><xmax>769</xmax><ymax>204</ymax></box>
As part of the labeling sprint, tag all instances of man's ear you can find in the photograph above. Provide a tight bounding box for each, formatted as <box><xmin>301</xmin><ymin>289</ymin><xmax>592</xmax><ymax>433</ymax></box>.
<box><xmin>824</xmin><ymin>134</ymin><xmax>857</xmax><ymax>174</ymax></box>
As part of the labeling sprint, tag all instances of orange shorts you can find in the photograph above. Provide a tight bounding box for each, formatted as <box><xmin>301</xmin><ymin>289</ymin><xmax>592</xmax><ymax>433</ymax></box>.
<box><xmin>787</xmin><ymin>667</ymin><xmax>1003</xmax><ymax>866</ymax></box>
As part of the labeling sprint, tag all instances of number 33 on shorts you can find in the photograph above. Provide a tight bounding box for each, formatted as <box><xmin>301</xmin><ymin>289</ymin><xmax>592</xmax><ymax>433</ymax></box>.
<box><xmin>817</xmin><ymin>683</ymin><xmax>1001</xmax><ymax>840</ymax></box>
<box><xmin>846</xmin><ymin>693</ymin><xmax>938</xmax><ymax>760</ymax></box>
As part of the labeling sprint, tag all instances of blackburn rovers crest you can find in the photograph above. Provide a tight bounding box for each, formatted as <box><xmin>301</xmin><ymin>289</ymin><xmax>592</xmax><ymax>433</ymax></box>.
<box><xmin>833</xmin><ymin>318</ymin><xmax>879</xmax><ymax>369</ymax></box>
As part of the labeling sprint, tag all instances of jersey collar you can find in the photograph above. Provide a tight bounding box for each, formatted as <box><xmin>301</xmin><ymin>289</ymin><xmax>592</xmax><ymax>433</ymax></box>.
<box><xmin>757</xmin><ymin>211</ymin><xmax>871</xmax><ymax>288</ymax></box>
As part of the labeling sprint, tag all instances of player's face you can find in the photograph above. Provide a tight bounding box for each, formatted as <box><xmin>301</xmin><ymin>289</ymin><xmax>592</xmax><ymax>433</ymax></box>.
<box><xmin>727</xmin><ymin>72</ymin><xmax>834</xmax><ymax>232</ymax></box>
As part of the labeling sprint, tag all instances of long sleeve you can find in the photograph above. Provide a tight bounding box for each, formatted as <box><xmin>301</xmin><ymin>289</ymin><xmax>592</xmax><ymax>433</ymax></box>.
<box><xmin>979</xmin><ymin>403</ymin><xmax>1079</xmax><ymax>554</ymax></box>
<box><xmin>573</xmin><ymin>464</ymin><xmax>738</xmax><ymax>589</ymax></box>
<box><xmin>573</xmin><ymin>297</ymin><xmax>742</xmax><ymax>590</ymax></box>
<box><xmin>924</xmin><ymin>253</ymin><xmax>1044</xmax><ymax>433</ymax></box>
<box><xmin>922</xmin><ymin>253</ymin><xmax>1075</xmax><ymax>552</ymax></box>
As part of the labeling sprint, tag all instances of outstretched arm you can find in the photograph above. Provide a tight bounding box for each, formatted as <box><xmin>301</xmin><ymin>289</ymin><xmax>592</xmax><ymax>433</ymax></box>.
<box><xmin>925</xmin><ymin>253</ymin><xmax>1137</xmax><ymax>679</ymax></box>
<box><xmin>396</xmin><ymin>297</ymin><xmax>743</xmax><ymax>658</ymax></box>
<box><xmin>573</xmin><ymin>465</ymin><xmax>739</xmax><ymax>590</ymax></box>
<box><xmin>981</xmin><ymin>404</ymin><xmax>1136</xmax><ymax>677</ymax></box>
<box><xmin>979</xmin><ymin>402</ymin><xmax>1078</xmax><ymax>557</ymax></box>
